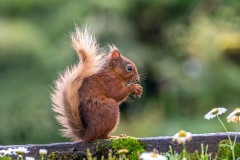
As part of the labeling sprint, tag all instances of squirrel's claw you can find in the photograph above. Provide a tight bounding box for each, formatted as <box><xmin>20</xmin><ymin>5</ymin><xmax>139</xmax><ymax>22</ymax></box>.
<box><xmin>119</xmin><ymin>134</ymin><xmax>127</xmax><ymax>137</ymax></box>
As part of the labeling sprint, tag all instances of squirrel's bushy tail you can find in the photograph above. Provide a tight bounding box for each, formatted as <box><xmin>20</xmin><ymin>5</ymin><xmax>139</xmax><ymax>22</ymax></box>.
<box><xmin>51</xmin><ymin>27</ymin><xmax>105</xmax><ymax>141</ymax></box>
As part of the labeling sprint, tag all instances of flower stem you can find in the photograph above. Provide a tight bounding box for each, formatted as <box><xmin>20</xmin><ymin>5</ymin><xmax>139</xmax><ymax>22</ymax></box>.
<box><xmin>182</xmin><ymin>143</ymin><xmax>186</xmax><ymax>158</ymax></box>
<box><xmin>233</xmin><ymin>121</ymin><xmax>239</xmax><ymax>147</ymax></box>
<box><xmin>217</xmin><ymin>115</ymin><xmax>235</xmax><ymax>160</ymax></box>
<box><xmin>232</xmin><ymin>117</ymin><xmax>240</xmax><ymax>160</ymax></box>
<box><xmin>169</xmin><ymin>145</ymin><xmax>173</xmax><ymax>156</ymax></box>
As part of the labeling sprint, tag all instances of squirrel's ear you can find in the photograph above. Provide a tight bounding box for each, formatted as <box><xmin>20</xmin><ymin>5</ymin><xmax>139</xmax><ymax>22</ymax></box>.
<box><xmin>111</xmin><ymin>50</ymin><xmax>120</xmax><ymax>60</ymax></box>
<box><xmin>110</xmin><ymin>50</ymin><xmax>121</xmax><ymax>67</ymax></box>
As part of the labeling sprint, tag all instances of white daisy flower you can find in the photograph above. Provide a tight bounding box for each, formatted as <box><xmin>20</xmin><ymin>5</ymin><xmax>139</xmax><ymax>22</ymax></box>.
<box><xmin>14</xmin><ymin>147</ymin><xmax>30</xmax><ymax>155</ymax></box>
<box><xmin>172</xmin><ymin>130</ymin><xmax>192</xmax><ymax>144</ymax></box>
<box><xmin>39</xmin><ymin>149</ymin><xmax>48</xmax><ymax>156</ymax></box>
<box><xmin>0</xmin><ymin>150</ymin><xmax>7</xmax><ymax>156</ymax></box>
<box><xmin>227</xmin><ymin>108</ymin><xmax>240</xmax><ymax>123</ymax></box>
<box><xmin>140</xmin><ymin>152</ymin><xmax>167</xmax><ymax>160</ymax></box>
<box><xmin>26</xmin><ymin>157</ymin><xmax>35</xmax><ymax>160</ymax></box>
<box><xmin>0</xmin><ymin>148</ymin><xmax>12</xmax><ymax>156</ymax></box>
<box><xmin>4</xmin><ymin>149</ymin><xmax>12</xmax><ymax>156</ymax></box>
<box><xmin>0</xmin><ymin>150</ymin><xmax>6</xmax><ymax>155</ymax></box>
<box><xmin>204</xmin><ymin>107</ymin><xmax>227</xmax><ymax>120</ymax></box>
<box><xmin>8</xmin><ymin>148</ymin><xmax>17</xmax><ymax>155</ymax></box>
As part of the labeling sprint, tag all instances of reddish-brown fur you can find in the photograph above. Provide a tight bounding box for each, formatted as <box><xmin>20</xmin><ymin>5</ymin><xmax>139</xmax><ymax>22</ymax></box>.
<box><xmin>78</xmin><ymin>51</ymin><xmax>142</xmax><ymax>141</ymax></box>
<box><xmin>52</xmin><ymin>27</ymin><xmax>142</xmax><ymax>142</ymax></box>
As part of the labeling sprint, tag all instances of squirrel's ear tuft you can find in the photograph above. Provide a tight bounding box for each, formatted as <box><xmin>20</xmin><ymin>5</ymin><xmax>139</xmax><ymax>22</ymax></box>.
<box><xmin>111</xmin><ymin>50</ymin><xmax>121</xmax><ymax>60</ymax></box>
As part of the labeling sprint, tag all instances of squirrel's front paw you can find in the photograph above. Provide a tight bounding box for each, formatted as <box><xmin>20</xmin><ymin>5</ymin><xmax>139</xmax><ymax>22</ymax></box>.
<box><xmin>130</xmin><ymin>84</ymin><xmax>143</xmax><ymax>97</ymax></box>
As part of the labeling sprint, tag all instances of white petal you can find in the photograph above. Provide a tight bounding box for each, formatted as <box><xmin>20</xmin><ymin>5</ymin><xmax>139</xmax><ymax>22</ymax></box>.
<box><xmin>218</xmin><ymin>108</ymin><xmax>227</xmax><ymax>114</ymax></box>
<box><xmin>39</xmin><ymin>149</ymin><xmax>47</xmax><ymax>155</ymax></box>
<box><xmin>227</xmin><ymin>111</ymin><xmax>236</xmax><ymax>121</ymax></box>
<box><xmin>204</xmin><ymin>112</ymin><xmax>216</xmax><ymax>120</ymax></box>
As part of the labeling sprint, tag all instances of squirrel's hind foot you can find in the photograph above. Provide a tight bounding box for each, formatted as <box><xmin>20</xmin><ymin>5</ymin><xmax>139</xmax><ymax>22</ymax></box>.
<box><xmin>119</xmin><ymin>134</ymin><xmax>127</xmax><ymax>137</ymax></box>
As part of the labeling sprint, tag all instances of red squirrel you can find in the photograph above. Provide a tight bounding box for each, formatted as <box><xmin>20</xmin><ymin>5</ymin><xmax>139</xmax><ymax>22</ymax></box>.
<box><xmin>51</xmin><ymin>27</ymin><xmax>143</xmax><ymax>142</ymax></box>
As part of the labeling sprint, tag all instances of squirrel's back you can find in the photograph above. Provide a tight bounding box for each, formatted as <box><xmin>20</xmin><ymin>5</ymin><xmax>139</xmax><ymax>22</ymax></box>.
<box><xmin>51</xmin><ymin>27</ymin><xmax>105</xmax><ymax>141</ymax></box>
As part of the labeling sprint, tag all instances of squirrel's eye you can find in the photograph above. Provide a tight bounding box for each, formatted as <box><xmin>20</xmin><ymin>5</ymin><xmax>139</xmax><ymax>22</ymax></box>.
<box><xmin>126</xmin><ymin>65</ymin><xmax>133</xmax><ymax>72</ymax></box>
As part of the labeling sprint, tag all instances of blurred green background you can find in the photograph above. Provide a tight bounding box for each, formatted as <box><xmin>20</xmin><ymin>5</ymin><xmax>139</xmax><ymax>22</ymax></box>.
<box><xmin>1</xmin><ymin>0</ymin><xmax>240</xmax><ymax>145</ymax></box>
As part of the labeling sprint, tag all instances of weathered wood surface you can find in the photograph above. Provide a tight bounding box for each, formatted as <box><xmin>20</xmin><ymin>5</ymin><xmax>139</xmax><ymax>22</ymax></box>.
<box><xmin>0</xmin><ymin>132</ymin><xmax>239</xmax><ymax>159</ymax></box>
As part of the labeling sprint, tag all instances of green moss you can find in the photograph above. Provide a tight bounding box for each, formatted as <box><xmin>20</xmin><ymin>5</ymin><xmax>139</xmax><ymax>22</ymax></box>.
<box><xmin>0</xmin><ymin>156</ymin><xmax>12</xmax><ymax>160</ymax></box>
<box><xmin>189</xmin><ymin>151</ymin><xmax>199</xmax><ymax>160</ymax></box>
<box><xmin>47</xmin><ymin>151</ymin><xmax>78</xmax><ymax>160</ymax></box>
<box><xmin>111</xmin><ymin>136</ymin><xmax>146</xmax><ymax>160</ymax></box>
<box><xmin>216</xmin><ymin>140</ymin><xmax>240</xmax><ymax>160</ymax></box>
<box><xmin>92</xmin><ymin>140</ymin><xmax>112</xmax><ymax>159</ymax></box>
<box><xmin>187</xmin><ymin>151</ymin><xmax>208</xmax><ymax>160</ymax></box>
<box><xmin>94</xmin><ymin>140</ymin><xmax>110</xmax><ymax>152</ymax></box>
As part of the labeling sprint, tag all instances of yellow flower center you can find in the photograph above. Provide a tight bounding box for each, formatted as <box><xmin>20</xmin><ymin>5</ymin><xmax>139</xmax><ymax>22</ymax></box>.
<box><xmin>16</xmin><ymin>151</ymin><xmax>24</xmax><ymax>155</ymax></box>
<box><xmin>234</xmin><ymin>108</ymin><xmax>240</xmax><ymax>116</ymax></box>
<box><xmin>211</xmin><ymin>108</ymin><xmax>219</xmax><ymax>115</ymax></box>
<box><xmin>178</xmin><ymin>130</ymin><xmax>187</xmax><ymax>137</ymax></box>
<box><xmin>150</xmin><ymin>153</ymin><xmax>158</xmax><ymax>157</ymax></box>
<box><xmin>234</xmin><ymin>108</ymin><xmax>240</xmax><ymax>111</ymax></box>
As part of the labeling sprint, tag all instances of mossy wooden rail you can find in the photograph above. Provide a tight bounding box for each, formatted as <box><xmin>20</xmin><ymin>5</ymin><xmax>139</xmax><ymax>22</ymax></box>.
<box><xmin>0</xmin><ymin>132</ymin><xmax>239</xmax><ymax>159</ymax></box>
